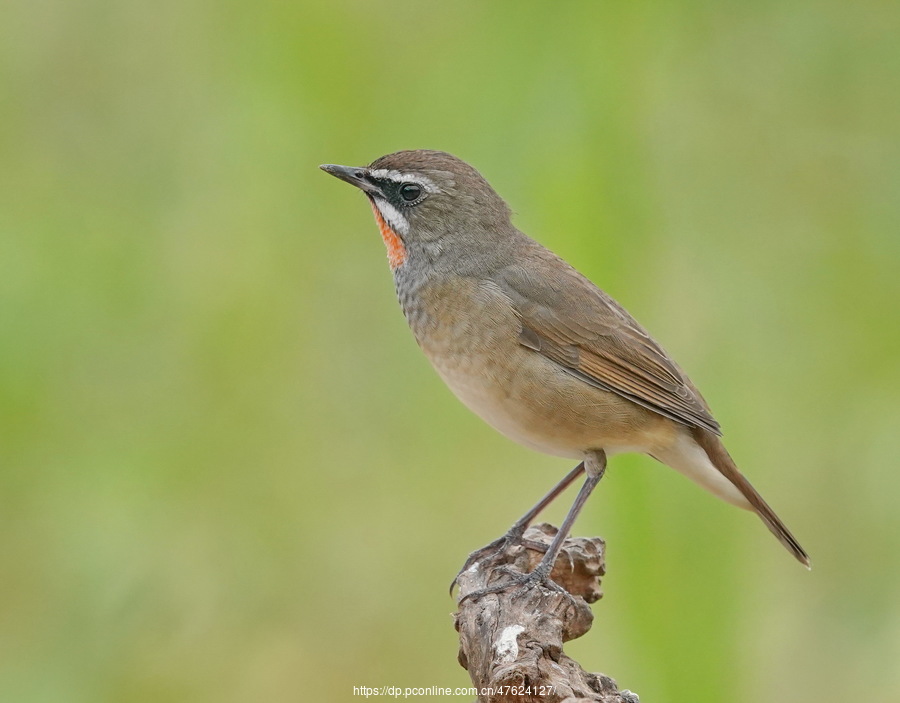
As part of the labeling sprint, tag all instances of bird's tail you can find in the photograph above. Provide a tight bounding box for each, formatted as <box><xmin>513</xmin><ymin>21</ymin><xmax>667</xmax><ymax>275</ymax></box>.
<box><xmin>691</xmin><ymin>427</ymin><xmax>811</xmax><ymax>569</ymax></box>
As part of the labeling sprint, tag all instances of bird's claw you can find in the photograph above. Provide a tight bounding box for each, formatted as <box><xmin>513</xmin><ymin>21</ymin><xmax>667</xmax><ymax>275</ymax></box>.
<box><xmin>457</xmin><ymin>564</ymin><xmax>570</xmax><ymax>606</ymax></box>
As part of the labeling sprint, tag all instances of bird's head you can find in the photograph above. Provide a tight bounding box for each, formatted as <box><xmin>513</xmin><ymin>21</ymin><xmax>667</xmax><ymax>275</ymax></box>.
<box><xmin>320</xmin><ymin>150</ymin><xmax>512</xmax><ymax>270</ymax></box>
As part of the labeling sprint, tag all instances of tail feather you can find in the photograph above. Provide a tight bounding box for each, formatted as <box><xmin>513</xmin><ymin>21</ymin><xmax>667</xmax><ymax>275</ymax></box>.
<box><xmin>691</xmin><ymin>428</ymin><xmax>811</xmax><ymax>569</ymax></box>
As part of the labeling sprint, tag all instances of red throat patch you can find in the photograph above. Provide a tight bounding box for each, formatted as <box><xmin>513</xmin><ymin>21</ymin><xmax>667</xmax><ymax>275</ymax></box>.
<box><xmin>369</xmin><ymin>201</ymin><xmax>407</xmax><ymax>270</ymax></box>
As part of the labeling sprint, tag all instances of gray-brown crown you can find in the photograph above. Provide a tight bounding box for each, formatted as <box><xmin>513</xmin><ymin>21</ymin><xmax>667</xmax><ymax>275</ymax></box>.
<box><xmin>368</xmin><ymin>150</ymin><xmax>512</xmax><ymax>232</ymax></box>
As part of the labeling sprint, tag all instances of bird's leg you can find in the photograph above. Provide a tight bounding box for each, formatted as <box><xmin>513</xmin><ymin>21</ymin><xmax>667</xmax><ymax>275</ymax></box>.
<box><xmin>450</xmin><ymin>462</ymin><xmax>585</xmax><ymax>594</ymax></box>
<box><xmin>458</xmin><ymin>450</ymin><xmax>606</xmax><ymax>604</ymax></box>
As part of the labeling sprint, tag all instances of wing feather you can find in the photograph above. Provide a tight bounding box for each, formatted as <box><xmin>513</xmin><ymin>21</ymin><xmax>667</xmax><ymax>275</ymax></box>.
<box><xmin>498</xmin><ymin>252</ymin><xmax>722</xmax><ymax>435</ymax></box>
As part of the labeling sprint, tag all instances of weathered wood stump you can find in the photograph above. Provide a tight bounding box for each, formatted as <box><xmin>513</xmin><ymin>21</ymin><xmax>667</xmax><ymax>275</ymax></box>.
<box><xmin>454</xmin><ymin>523</ymin><xmax>639</xmax><ymax>703</ymax></box>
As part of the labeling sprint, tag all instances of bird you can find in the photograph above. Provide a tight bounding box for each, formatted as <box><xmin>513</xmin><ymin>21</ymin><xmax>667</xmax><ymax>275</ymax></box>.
<box><xmin>320</xmin><ymin>150</ymin><xmax>810</xmax><ymax>597</ymax></box>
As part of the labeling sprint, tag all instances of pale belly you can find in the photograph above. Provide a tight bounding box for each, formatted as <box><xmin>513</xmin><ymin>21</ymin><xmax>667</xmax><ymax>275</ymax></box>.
<box><xmin>427</xmin><ymin>342</ymin><xmax>676</xmax><ymax>461</ymax></box>
<box><xmin>429</xmin><ymin>344</ymin><xmax>747</xmax><ymax>507</ymax></box>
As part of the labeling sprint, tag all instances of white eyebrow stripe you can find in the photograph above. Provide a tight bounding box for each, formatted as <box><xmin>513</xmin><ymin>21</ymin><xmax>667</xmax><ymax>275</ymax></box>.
<box><xmin>372</xmin><ymin>196</ymin><xmax>410</xmax><ymax>235</ymax></box>
<box><xmin>368</xmin><ymin>169</ymin><xmax>438</xmax><ymax>192</ymax></box>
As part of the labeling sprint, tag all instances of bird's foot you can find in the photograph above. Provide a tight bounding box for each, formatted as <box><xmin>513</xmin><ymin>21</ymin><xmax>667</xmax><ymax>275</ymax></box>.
<box><xmin>457</xmin><ymin>562</ymin><xmax>571</xmax><ymax>606</ymax></box>
<box><xmin>449</xmin><ymin>524</ymin><xmax>548</xmax><ymax>595</ymax></box>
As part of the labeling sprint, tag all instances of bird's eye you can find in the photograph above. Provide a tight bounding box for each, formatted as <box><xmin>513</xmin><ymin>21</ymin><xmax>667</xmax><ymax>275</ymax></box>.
<box><xmin>399</xmin><ymin>183</ymin><xmax>422</xmax><ymax>202</ymax></box>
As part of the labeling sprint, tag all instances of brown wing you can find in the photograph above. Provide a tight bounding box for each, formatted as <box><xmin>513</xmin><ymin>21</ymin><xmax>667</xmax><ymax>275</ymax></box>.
<box><xmin>496</xmin><ymin>249</ymin><xmax>722</xmax><ymax>436</ymax></box>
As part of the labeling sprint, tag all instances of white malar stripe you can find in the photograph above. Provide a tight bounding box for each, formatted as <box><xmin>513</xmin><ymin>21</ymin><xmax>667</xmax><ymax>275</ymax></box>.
<box><xmin>372</xmin><ymin>197</ymin><xmax>410</xmax><ymax>236</ymax></box>
<box><xmin>368</xmin><ymin>169</ymin><xmax>438</xmax><ymax>193</ymax></box>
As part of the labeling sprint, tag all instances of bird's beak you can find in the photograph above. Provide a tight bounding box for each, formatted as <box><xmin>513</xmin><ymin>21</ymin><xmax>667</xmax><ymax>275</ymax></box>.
<box><xmin>319</xmin><ymin>164</ymin><xmax>383</xmax><ymax>197</ymax></box>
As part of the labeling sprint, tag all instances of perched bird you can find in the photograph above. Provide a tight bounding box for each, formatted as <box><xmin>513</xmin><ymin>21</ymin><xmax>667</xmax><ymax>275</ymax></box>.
<box><xmin>320</xmin><ymin>150</ymin><xmax>810</xmax><ymax>596</ymax></box>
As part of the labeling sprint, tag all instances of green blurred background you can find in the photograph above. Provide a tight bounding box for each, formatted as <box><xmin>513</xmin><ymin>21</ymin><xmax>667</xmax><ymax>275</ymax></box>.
<box><xmin>2</xmin><ymin>1</ymin><xmax>899</xmax><ymax>701</ymax></box>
